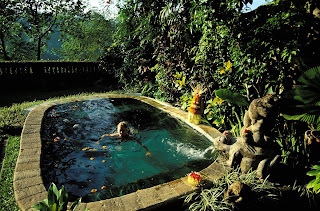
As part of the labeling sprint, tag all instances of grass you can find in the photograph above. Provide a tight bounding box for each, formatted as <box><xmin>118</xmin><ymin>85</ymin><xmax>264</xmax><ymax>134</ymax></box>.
<box><xmin>0</xmin><ymin>135</ymin><xmax>20</xmax><ymax>210</ymax></box>
<box><xmin>0</xmin><ymin>90</ymin><xmax>126</xmax><ymax>210</ymax></box>
<box><xmin>184</xmin><ymin>168</ymin><xmax>279</xmax><ymax>211</ymax></box>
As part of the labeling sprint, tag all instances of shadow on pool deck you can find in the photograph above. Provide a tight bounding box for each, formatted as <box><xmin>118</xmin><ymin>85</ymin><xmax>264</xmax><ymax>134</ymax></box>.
<box><xmin>13</xmin><ymin>94</ymin><xmax>230</xmax><ymax>211</ymax></box>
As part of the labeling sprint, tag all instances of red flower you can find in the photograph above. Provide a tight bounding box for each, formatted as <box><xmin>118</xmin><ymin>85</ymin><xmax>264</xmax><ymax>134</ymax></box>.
<box><xmin>189</xmin><ymin>172</ymin><xmax>201</xmax><ymax>181</ymax></box>
<box><xmin>106</xmin><ymin>1</ymin><xmax>110</xmax><ymax>4</ymax></box>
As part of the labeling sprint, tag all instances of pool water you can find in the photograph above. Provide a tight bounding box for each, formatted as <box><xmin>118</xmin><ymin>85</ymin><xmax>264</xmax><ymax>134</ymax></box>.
<box><xmin>41</xmin><ymin>98</ymin><xmax>217</xmax><ymax>202</ymax></box>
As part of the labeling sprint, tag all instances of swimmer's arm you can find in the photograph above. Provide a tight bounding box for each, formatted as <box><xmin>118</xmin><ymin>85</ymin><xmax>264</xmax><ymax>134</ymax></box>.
<box><xmin>99</xmin><ymin>133</ymin><xmax>117</xmax><ymax>140</ymax></box>
<box><xmin>135</xmin><ymin>139</ymin><xmax>151</xmax><ymax>157</ymax></box>
<box><xmin>96</xmin><ymin>133</ymin><xmax>116</xmax><ymax>144</ymax></box>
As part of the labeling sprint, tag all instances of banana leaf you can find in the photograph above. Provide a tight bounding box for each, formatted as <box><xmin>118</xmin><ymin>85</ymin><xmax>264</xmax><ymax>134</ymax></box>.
<box><xmin>215</xmin><ymin>89</ymin><xmax>249</xmax><ymax>106</ymax></box>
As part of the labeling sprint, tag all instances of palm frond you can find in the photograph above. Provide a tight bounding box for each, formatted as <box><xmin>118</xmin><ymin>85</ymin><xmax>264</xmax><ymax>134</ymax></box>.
<box><xmin>298</xmin><ymin>66</ymin><xmax>320</xmax><ymax>88</ymax></box>
<box><xmin>283</xmin><ymin>66</ymin><xmax>320</xmax><ymax>129</ymax></box>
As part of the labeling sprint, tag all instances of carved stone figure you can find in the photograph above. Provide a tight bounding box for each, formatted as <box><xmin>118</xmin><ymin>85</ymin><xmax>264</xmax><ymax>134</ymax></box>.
<box><xmin>224</xmin><ymin>181</ymin><xmax>251</xmax><ymax>204</ymax></box>
<box><xmin>213</xmin><ymin>94</ymin><xmax>281</xmax><ymax>178</ymax></box>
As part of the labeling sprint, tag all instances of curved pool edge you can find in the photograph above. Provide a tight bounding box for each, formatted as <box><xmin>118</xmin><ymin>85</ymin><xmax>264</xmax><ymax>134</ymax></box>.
<box><xmin>14</xmin><ymin>94</ymin><xmax>230</xmax><ymax>211</ymax></box>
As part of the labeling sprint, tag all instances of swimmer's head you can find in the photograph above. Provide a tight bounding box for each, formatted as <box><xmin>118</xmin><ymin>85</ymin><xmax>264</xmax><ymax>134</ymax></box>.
<box><xmin>117</xmin><ymin>121</ymin><xmax>128</xmax><ymax>138</ymax></box>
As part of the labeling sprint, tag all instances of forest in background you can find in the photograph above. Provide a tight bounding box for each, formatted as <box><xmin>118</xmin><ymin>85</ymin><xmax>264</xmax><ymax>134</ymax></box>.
<box><xmin>0</xmin><ymin>0</ymin><xmax>115</xmax><ymax>61</ymax></box>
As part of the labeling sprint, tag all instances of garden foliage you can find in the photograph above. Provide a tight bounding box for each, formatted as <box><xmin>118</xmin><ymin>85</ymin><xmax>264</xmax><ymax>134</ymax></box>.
<box><xmin>100</xmin><ymin>0</ymin><xmax>320</xmax><ymax>181</ymax></box>
<box><xmin>32</xmin><ymin>183</ymin><xmax>83</xmax><ymax>211</ymax></box>
<box><xmin>102</xmin><ymin>0</ymin><xmax>320</xmax><ymax>128</ymax></box>
<box><xmin>307</xmin><ymin>165</ymin><xmax>320</xmax><ymax>194</ymax></box>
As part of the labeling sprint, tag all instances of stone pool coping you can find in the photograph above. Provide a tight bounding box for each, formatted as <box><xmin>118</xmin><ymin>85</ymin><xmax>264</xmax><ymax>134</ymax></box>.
<box><xmin>14</xmin><ymin>94</ymin><xmax>230</xmax><ymax>211</ymax></box>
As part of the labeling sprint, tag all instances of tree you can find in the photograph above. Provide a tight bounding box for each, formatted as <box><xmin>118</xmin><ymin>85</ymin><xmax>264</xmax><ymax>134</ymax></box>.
<box><xmin>18</xmin><ymin>0</ymin><xmax>87</xmax><ymax>60</ymax></box>
<box><xmin>0</xmin><ymin>0</ymin><xmax>34</xmax><ymax>60</ymax></box>
<box><xmin>58</xmin><ymin>12</ymin><xmax>114</xmax><ymax>61</ymax></box>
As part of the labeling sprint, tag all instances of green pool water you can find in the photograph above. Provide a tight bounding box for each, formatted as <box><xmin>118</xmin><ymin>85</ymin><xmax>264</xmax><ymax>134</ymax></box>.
<box><xmin>41</xmin><ymin>98</ymin><xmax>217</xmax><ymax>202</ymax></box>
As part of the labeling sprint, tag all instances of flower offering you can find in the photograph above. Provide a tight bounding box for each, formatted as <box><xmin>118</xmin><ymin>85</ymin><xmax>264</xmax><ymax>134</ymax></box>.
<box><xmin>187</xmin><ymin>172</ymin><xmax>202</xmax><ymax>186</ymax></box>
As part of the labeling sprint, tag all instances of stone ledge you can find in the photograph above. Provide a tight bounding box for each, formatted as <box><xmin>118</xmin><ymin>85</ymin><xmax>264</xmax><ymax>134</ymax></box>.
<box><xmin>14</xmin><ymin>169</ymin><xmax>41</xmax><ymax>181</ymax></box>
<box><xmin>15</xmin><ymin>94</ymin><xmax>227</xmax><ymax>211</ymax></box>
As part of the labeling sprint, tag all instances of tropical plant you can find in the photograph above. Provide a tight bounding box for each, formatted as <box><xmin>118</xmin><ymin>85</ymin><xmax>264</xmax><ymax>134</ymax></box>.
<box><xmin>275</xmin><ymin>121</ymin><xmax>307</xmax><ymax>166</ymax></box>
<box><xmin>307</xmin><ymin>165</ymin><xmax>320</xmax><ymax>194</ymax></box>
<box><xmin>204</xmin><ymin>97</ymin><xmax>226</xmax><ymax>130</ymax></box>
<box><xmin>184</xmin><ymin>168</ymin><xmax>279</xmax><ymax>211</ymax></box>
<box><xmin>102</xmin><ymin>0</ymin><xmax>320</xmax><ymax>131</ymax></box>
<box><xmin>32</xmin><ymin>183</ymin><xmax>83</xmax><ymax>211</ymax></box>
<box><xmin>282</xmin><ymin>66</ymin><xmax>320</xmax><ymax>130</ymax></box>
<box><xmin>227</xmin><ymin>107</ymin><xmax>245</xmax><ymax>137</ymax></box>
<box><xmin>179</xmin><ymin>92</ymin><xmax>192</xmax><ymax>111</ymax></box>
<box><xmin>141</xmin><ymin>82</ymin><xmax>158</xmax><ymax>97</ymax></box>
<box><xmin>215</xmin><ymin>89</ymin><xmax>249</xmax><ymax>107</ymax></box>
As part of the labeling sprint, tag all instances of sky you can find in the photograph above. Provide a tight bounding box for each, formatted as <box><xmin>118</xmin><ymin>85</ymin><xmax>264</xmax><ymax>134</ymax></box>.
<box><xmin>86</xmin><ymin>0</ymin><xmax>119</xmax><ymax>18</ymax></box>
<box><xmin>246</xmin><ymin>0</ymin><xmax>270</xmax><ymax>11</ymax></box>
<box><xmin>87</xmin><ymin>0</ymin><xmax>269</xmax><ymax>17</ymax></box>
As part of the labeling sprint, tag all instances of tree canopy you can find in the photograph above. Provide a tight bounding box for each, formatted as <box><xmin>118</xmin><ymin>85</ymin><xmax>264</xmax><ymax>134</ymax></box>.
<box><xmin>0</xmin><ymin>0</ymin><xmax>89</xmax><ymax>60</ymax></box>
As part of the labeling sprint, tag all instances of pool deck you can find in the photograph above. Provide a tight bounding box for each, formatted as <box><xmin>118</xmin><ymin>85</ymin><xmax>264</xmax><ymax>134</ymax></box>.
<box><xmin>14</xmin><ymin>94</ymin><xmax>230</xmax><ymax>211</ymax></box>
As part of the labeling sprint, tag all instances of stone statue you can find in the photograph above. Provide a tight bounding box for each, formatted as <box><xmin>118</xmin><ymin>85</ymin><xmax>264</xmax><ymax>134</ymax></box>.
<box><xmin>213</xmin><ymin>94</ymin><xmax>281</xmax><ymax>178</ymax></box>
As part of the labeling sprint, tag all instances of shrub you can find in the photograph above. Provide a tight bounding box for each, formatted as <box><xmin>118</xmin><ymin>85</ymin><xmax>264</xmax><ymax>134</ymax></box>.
<box><xmin>32</xmin><ymin>183</ymin><xmax>84</xmax><ymax>211</ymax></box>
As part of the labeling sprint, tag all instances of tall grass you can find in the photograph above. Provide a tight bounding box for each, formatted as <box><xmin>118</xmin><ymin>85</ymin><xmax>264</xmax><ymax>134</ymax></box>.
<box><xmin>227</xmin><ymin>107</ymin><xmax>245</xmax><ymax>137</ymax></box>
<box><xmin>184</xmin><ymin>168</ymin><xmax>279</xmax><ymax>211</ymax></box>
<box><xmin>275</xmin><ymin>121</ymin><xmax>307</xmax><ymax>168</ymax></box>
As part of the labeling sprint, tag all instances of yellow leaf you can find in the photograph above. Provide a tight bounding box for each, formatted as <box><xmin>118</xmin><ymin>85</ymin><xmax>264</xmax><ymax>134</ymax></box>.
<box><xmin>225</xmin><ymin>60</ymin><xmax>232</xmax><ymax>71</ymax></box>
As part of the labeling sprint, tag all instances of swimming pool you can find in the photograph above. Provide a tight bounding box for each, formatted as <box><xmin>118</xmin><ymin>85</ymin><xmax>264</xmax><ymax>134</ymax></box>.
<box><xmin>40</xmin><ymin>98</ymin><xmax>217</xmax><ymax>202</ymax></box>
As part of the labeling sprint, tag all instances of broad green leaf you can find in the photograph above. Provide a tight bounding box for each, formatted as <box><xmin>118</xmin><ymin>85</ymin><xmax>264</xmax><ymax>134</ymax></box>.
<box><xmin>282</xmin><ymin>113</ymin><xmax>305</xmax><ymax>121</ymax></box>
<box><xmin>307</xmin><ymin>179</ymin><xmax>317</xmax><ymax>189</ymax></box>
<box><xmin>49</xmin><ymin>203</ymin><xmax>57</xmax><ymax>211</ymax></box>
<box><xmin>313</xmin><ymin>183</ymin><xmax>320</xmax><ymax>194</ymax></box>
<box><xmin>306</xmin><ymin>170</ymin><xmax>320</xmax><ymax>176</ymax></box>
<box><xmin>59</xmin><ymin>186</ymin><xmax>68</xmax><ymax>210</ymax></box>
<box><xmin>31</xmin><ymin>202</ymin><xmax>44</xmax><ymax>210</ymax></box>
<box><xmin>215</xmin><ymin>89</ymin><xmax>249</xmax><ymax>106</ymax></box>
<box><xmin>48</xmin><ymin>183</ymin><xmax>57</xmax><ymax>206</ymax></box>
<box><xmin>69</xmin><ymin>197</ymin><xmax>82</xmax><ymax>210</ymax></box>
<box><xmin>312</xmin><ymin>165</ymin><xmax>320</xmax><ymax>170</ymax></box>
<box><xmin>266</xmin><ymin>86</ymin><xmax>273</xmax><ymax>95</ymax></box>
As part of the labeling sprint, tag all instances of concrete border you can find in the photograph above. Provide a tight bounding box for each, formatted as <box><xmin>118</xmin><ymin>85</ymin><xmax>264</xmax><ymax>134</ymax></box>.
<box><xmin>14</xmin><ymin>94</ymin><xmax>229</xmax><ymax>211</ymax></box>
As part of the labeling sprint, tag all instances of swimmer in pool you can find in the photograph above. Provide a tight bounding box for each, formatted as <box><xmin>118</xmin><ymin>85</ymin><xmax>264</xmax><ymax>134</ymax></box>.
<box><xmin>99</xmin><ymin>121</ymin><xmax>152</xmax><ymax>157</ymax></box>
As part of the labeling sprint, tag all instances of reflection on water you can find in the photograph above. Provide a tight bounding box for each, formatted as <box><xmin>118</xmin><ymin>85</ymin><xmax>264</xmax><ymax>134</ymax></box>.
<box><xmin>41</xmin><ymin>98</ymin><xmax>217</xmax><ymax>202</ymax></box>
